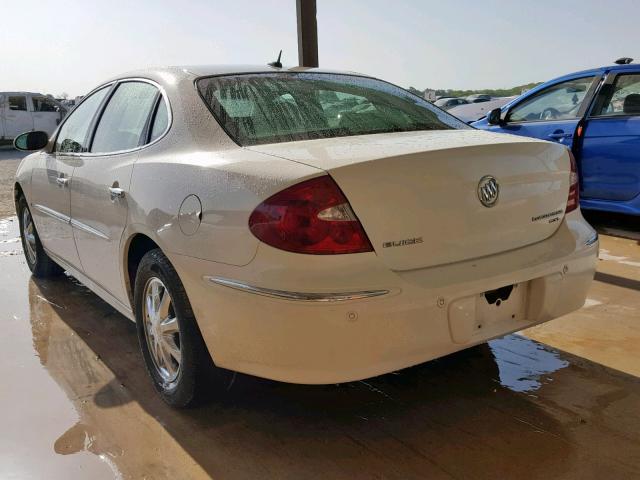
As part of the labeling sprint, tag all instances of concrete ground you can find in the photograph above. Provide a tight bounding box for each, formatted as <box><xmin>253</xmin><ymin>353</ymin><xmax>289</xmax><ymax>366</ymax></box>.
<box><xmin>0</xmin><ymin>149</ymin><xmax>639</xmax><ymax>479</ymax></box>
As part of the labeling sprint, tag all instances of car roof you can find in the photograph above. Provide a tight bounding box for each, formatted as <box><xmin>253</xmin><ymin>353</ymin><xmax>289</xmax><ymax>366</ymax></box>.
<box><xmin>108</xmin><ymin>64</ymin><xmax>371</xmax><ymax>84</ymax></box>
<box><xmin>553</xmin><ymin>62</ymin><xmax>639</xmax><ymax>80</ymax></box>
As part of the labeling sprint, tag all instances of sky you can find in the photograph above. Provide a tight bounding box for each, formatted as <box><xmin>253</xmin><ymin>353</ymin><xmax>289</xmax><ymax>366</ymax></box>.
<box><xmin>1</xmin><ymin>0</ymin><xmax>639</xmax><ymax>97</ymax></box>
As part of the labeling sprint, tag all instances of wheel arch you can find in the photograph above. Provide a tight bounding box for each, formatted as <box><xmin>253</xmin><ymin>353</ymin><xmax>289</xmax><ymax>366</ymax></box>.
<box><xmin>124</xmin><ymin>232</ymin><xmax>161</xmax><ymax>309</ymax></box>
<box><xmin>13</xmin><ymin>182</ymin><xmax>24</xmax><ymax>207</ymax></box>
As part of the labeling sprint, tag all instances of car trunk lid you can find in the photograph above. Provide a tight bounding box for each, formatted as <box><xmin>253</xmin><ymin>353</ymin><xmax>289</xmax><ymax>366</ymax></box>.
<box><xmin>248</xmin><ymin>130</ymin><xmax>570</xmax><ymax>270</ymax></box>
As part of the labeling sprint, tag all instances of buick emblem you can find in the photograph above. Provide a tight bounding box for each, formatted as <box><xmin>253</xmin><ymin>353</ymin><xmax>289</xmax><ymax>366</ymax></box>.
<box><xmin>477</xmin><ymin>175</ymin><xmax>499</xmax><ymax>207</ymax></box>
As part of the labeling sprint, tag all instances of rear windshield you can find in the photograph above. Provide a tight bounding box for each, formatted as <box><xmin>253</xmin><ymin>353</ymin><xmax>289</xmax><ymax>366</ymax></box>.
<box><xmin>197</xmin><ymin>73</ymin><xmax>469</xmax><ymax>146</ymax></box>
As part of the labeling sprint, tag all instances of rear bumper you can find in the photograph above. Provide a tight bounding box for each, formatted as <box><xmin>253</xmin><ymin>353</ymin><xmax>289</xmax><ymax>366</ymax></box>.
<box><xmin>170</xmin><ymin>210</ymin><xmax>598</xmax><ymax>384</ymax></box>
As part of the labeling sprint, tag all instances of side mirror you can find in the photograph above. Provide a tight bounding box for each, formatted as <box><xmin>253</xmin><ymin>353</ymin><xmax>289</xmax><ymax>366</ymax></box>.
<box><xmin>14</xmin><ymin>131</ymin><xmax>49</xmax><ymax>151</ymax></box>
<box><xmin>487</xmin><ymin>108</ymin><xmax>504</xmax><ymax>126</ymax></box>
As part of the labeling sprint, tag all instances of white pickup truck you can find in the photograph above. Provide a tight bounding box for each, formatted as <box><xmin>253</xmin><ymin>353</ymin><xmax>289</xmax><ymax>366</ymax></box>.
<box><xmin>0</xmin><ymin>92</ymin><xmax>67</xmax><ymax>142</ymax></box>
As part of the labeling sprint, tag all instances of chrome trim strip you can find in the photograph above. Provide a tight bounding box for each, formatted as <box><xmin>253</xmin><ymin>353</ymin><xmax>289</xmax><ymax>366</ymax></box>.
<box><xmin>32</xmin><ymin>203</ymin><xmax>70</xmax><ymax>224</ymax></box>
<box><xmin>70</xmin><ymin>219</ymin><xmax>110</xmax><ymax>240</ymax></box>
<box><xmin>32</xmin><ymin>204</ymin><xmax>109</xmax><ymax>240</ymax></box>
<box><xmin>205</xmin><ymin>276</ymin><xmax>389</xmax><ymax>302</ymax></box>
<box><xmin>585</xmin><ymin>232</ymin><xmax>599</xmax><ymax>247</ymax></box>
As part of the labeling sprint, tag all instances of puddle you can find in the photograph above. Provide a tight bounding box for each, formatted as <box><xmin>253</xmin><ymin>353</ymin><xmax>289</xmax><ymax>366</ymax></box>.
<box><xmin>489</xmin><ymin>334</ymin><xmax>569</xmax><ymax>393</ymax></box>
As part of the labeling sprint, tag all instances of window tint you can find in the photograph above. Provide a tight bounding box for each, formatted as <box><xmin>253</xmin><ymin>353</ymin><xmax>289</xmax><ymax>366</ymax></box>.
<box><xmin>32</xmin><ymin>96</ymin><xmax>61</xmax><ymax>112</ymax></box>
<box><xmin>8</xmin><ymin>96</ymin><xmax>27</xmax><ymax>111</ymax></box>
<box><xmin>508</xmin><ymin>77</ymin><xmax>595</xmax><ymax>122</ymax></box>
<box><xmin>149</xmin><ymin>97</ymin><xmax>169</xmax><ymax>142</ymax></box>
<box><xmin>56</xmin><ymin>87</ymin><xmax>110</xmax><ymax>153</ymax></box>
<box><xmin>593</xmin><ymin>74</ymin><xmax>640</xmax><ymax>117</ymax></box>
<box><xmin>91</xmin><ymin>82</ymin><xmax>158</xmax><ymax>153</ymax></box>
<box><xmin>197</xmin><ymin>73</ymin><xmax>468</xmax><ymax>146</ymax></box>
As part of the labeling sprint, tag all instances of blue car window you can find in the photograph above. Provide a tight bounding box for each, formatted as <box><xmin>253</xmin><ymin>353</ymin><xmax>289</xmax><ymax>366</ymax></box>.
<box><xmin>507</xmin><ymin>77</ymin><xmax>595</xmax><ymax>122</ymax></box>
<box><xmin>593</xmin><ymin>74</ymin><xmax>640</xmax><ymax>117</ymax></box>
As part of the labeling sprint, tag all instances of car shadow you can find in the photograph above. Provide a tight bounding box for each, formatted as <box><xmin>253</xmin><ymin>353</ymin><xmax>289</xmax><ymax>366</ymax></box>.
<box><xmin>27</xmin><ymin>274</ymin><xmax>640</xmax><ymax>479</ymax></box>
<box><xmin>583</xmin><ymin>210</ymin><xmax>640</xmax><ymax>242</ymax></box>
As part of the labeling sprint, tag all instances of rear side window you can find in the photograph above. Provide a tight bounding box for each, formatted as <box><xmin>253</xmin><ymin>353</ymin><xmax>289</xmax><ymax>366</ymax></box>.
<box><xmin>56</xmin><ymin>87</ymin><xmax>110</xmax><ymax>153</ymax></box>
<box><xmin>149</xmin><ymin>98</ymin><xmax>169</xmax><ymax>142</ymax></box>
<box><xmin>92</xmin><ymin>81</ymin><xmax>158</xmax><ymax>153</ymax></box>
<box><xmin>197</xmin><ymin>73</ymin><xmax>468</xmax><ymax>146</ymax></box>
<box><xmin>593</xmin><ymin>74</ymin><xmax>640</xmax><ymax>117</ymax></box>
<box><xmin>8</xmin><ymin>96</ymin><xmax>27</xmax><ymax>111</ymax></box>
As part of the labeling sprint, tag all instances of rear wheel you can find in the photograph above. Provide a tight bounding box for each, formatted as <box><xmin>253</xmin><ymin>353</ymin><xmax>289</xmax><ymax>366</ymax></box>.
<box><xmin>17</xmin><ymin>196</ymin><xmax>64</xmax><ymax>278</ymax></box>
<box><xmin>134</xmin><ymin>249</ymin><xmax>226</xmax><ymax>407</ymax></box>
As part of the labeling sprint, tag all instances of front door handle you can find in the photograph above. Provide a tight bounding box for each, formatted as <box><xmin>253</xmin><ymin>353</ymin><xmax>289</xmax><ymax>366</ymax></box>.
<box><xmin>548</xmin><ymin>131</ymin><xmax>573</xmax><ymax>140</ymax></box>
<box><xmin>109</xmin><ymin>187</ymin><xmax>125</xmax><ymax>200</ymax></box>
<box><xmin>56</xmin><ymin>176</ymin><xmax>69</xmax><ymax>187</ymax></box>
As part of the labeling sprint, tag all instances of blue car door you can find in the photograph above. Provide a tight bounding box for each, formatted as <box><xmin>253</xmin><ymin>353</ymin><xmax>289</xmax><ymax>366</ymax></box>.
<box><xmin>579</xmin><ymin>70</ymin><xmax>640</xmax><ymax>202</ymax></box>
<box><xmin>483</xmin><ymin>75</ymin><xmax>600</xmax><ymax>149</ymax></box>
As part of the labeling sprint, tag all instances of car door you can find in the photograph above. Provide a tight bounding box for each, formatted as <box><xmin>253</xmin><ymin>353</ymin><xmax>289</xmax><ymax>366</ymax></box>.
<box><xmin>578</xmin><ymin>71</ymin><xmax>640</xmax><ymax>202</ymax></box>
<box><xmin>486</xmin><ymin>75</ymin><xmax>600</xmax><ymax>148</ymax></box>
<box><xmin>3</xmin><ymin>95</ymin><xmax>34</xmax><ymax>138</ymax></box>
<box><xmin>70</xmin><ymin>80</ymin><xmax>165</xmax><ymax>306</ymax></box>
<box><xmin>31</xmin><ymin>95</ymin><xmax>66</xmax><ymax>136</ymax></box>
<box><xmin>29</xmin><ymin>86</ymin><xmax>111</xmax><ymax>268</ymax></box>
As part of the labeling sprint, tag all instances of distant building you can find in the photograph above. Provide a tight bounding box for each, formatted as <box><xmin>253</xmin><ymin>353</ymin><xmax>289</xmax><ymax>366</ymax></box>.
<box><xmin>423</xmin><ymin>89</ymin><xmax>437</xmax><ymax>102</ymax></box>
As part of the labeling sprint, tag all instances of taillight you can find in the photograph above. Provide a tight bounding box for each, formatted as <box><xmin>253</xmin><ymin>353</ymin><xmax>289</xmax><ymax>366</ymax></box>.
<box><xmin>566</xmin><ymin>150</ymin><xmax>579</xmax><ymax>213</ymax></box>
<box><xmin>248</xmin><ymin>176</ymin><xmax>373</xmax><ymax>254</ymax></box>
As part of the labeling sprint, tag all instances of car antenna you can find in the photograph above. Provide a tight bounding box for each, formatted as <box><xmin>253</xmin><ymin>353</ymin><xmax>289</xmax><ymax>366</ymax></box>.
<box><xmin>614</xmin><ymin>57</ymin><xmax>633</xmax><ymax>65</ymax></box>
<box><xmin>268</xmin><ymin>50</ymin><xmax>283</xmax><ymax>68</ymax></box>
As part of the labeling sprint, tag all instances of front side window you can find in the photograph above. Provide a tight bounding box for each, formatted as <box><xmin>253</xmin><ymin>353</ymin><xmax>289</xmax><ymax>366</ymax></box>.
<box><xmin>508</xmin><ymin>76</ymin><xmax>595</xmax><ymax>122</ymax></box>
<box><xmin>197</xmin><ymin>73</ymin><xmax>468</xmax><ymax>146</ymax></box>
<box><xmin>91</xmin><ymin>82</ymin><xmax>158</xmax><ymax>153</ymax></box>
<box><xmin>8</xmin><ymin>96</ymin><xmax>27</xmax><ymax>111</ymax></box>
<box><xmin>593</xmin><ymin>74</ymin><xmax>640</xmax><ymax>117</ymax></box>
<box><xmin>56</xmin><ymin>87</ymin><xmax>110</xmax><ymax>153</ymax></box>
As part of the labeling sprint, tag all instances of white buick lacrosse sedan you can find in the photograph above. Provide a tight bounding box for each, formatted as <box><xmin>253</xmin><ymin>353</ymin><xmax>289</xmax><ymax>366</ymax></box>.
<box><xmin>14</xmin><ymin>65</ymin><xmax>598</xmax><ymax>407</ymax></box>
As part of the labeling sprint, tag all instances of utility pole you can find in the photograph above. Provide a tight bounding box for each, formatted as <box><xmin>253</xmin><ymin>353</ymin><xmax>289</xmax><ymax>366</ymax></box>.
<box><xmin>296</xmin><ymin>0</ymin><xmax>319</xmax><ymax>67</ymax></box>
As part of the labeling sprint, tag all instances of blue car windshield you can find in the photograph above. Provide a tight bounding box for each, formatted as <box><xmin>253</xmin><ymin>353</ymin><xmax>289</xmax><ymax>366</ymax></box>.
<box><xmin>197</xmin><ymin>73</ymin><xmax>469</xmax><ymax>146</ymax></box>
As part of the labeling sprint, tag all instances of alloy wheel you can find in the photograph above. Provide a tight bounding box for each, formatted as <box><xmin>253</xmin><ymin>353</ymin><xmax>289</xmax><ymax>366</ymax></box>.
<box><xmin>22</xmin><ymin>207</ymin><xmax>37</xmax><ymax>265</ymax></box>
<box><xmin>142</xmin><ymin>277</ymin><xmax>182</xmax><ymax>384</ymax></box>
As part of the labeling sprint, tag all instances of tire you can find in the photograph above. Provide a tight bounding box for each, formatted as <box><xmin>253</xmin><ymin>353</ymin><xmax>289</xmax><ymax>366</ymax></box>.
<box><xmin>134</xmin><ymin>248</ymin><xmax>225</xmax><ymax>407</ymax></box>
<box><xmin>17</xmin><ymin>196</ymin><xmax>64</xmax><ymax>278</ymax></box>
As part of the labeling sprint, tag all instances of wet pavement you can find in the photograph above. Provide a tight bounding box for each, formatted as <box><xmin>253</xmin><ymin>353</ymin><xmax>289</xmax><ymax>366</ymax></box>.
<box><xmin>1</xmin><ymin>215</ymin><xmax>640</xmax><ymax>479</ymax></box>
<box><xmin>1</xmin><ymin>149</ymin><xmax>640</xmax><ymax>479</ymax></box>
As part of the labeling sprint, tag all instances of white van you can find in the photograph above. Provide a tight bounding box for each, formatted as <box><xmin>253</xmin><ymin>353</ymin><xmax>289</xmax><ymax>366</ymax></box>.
<box><xmin>0</xmin><ymin>92</ymin><xmax>67</xmax><ymax>141</ymax></box>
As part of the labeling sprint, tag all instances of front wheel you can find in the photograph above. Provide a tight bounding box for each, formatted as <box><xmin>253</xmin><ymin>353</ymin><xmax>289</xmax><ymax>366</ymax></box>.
<box><xmin>134</xmin><ymin>248</ymin><xmax>226</xmax><ymax>407</ymax></box>
<box><xmin>17</xmin><ymin>196</ymin><xmax>63</xmax><ymax>278</ymax></box>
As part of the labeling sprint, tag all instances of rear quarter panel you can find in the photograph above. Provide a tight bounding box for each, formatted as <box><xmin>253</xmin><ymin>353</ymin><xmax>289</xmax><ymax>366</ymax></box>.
<box><xmin>128</xmin><ymin>145</ymin><xmax>323</xmax><ymax>267</ymax></box>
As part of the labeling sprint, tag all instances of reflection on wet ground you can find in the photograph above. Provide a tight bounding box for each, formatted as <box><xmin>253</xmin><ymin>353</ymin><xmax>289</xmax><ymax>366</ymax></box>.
<box><xmin>488</xmin><ymin>335</ymin><xmax>568</xmax><ymax>393</ymax></box>
<box><xmin>1</xmin><ymin>215</ymin><xmax>640</xmax><ymax>479</ymax></box>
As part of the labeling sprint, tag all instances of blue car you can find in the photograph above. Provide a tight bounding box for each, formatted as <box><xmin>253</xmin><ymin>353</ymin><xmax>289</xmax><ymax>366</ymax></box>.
<box><xmin>473</xmin><ymin>59</ymin><xmax>640</xmax><ymax>216</ymax></box>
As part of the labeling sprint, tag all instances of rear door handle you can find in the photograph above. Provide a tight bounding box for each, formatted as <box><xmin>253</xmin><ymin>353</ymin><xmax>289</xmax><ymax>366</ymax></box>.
<box><xmin>56</xmin><ymin>176</ymin><xmax>69</xmax><ymax>187</ymax></box>
<box><xmin>109</xmin><ymin>187</ymin><xmax>125</xmax><ymax>200</ymax></box>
